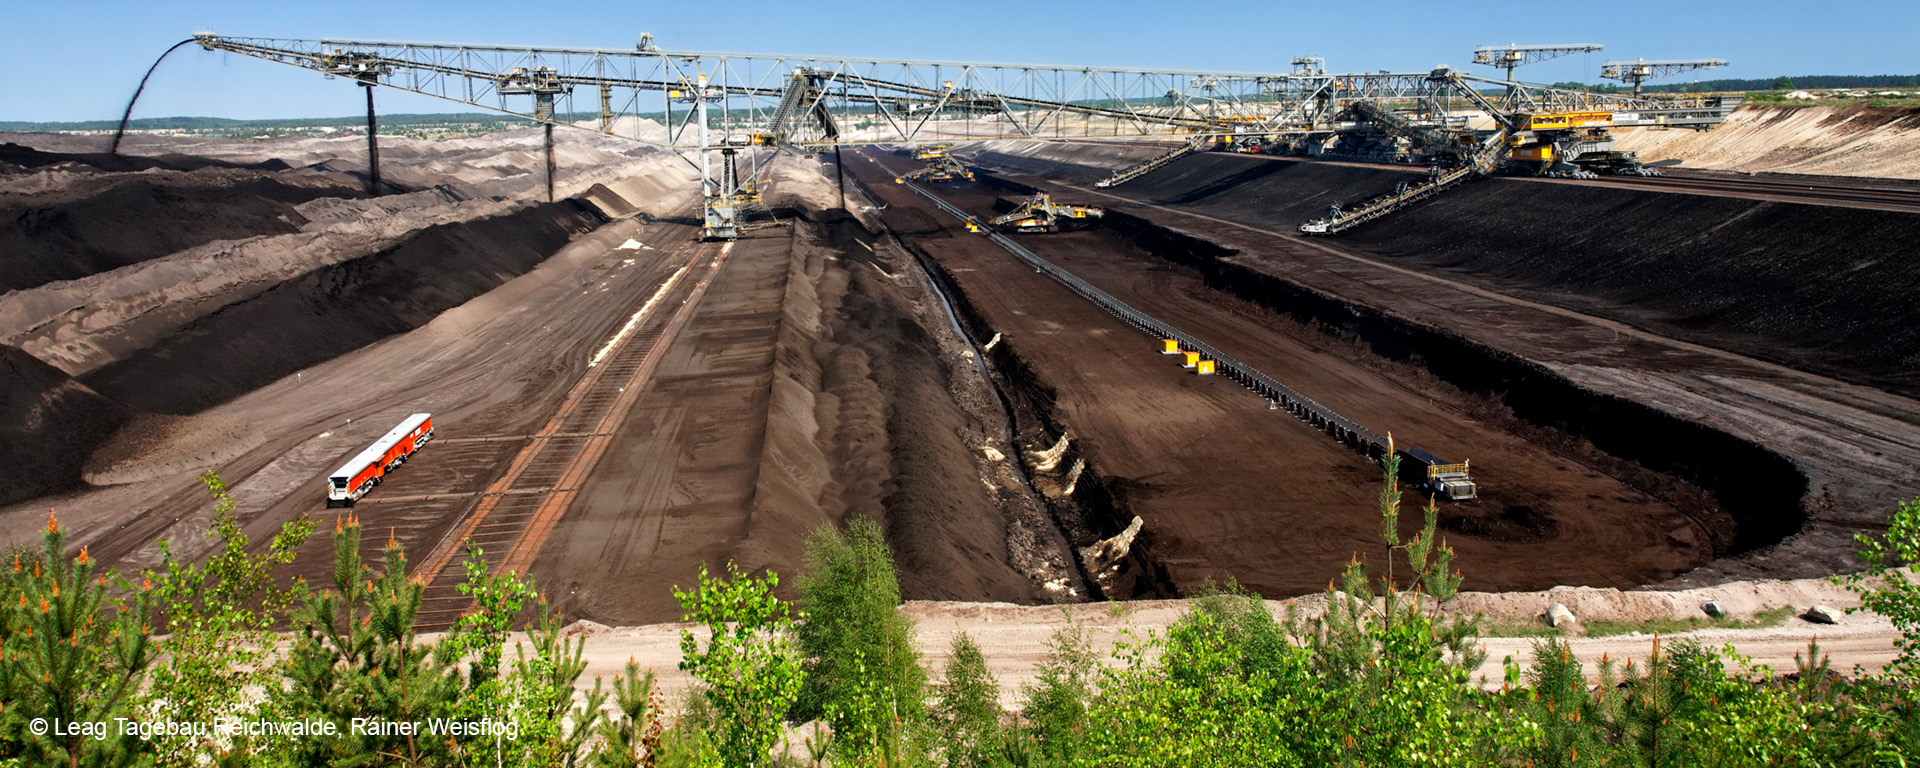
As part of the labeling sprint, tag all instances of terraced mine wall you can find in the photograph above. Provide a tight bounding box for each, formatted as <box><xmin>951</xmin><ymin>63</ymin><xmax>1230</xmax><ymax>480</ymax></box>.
<box><xmin>976</xmin><ymin>169</ymin><xmax>1808</xmax><ymax>556</ymax></box>
<box><xmin>81</xmin><ymin>200</ymin><xmax>606</xmax><ymax>415</ymax></box>
<box><xmin>0</xmin><ymin>346</ymin><xmax>129</xmax><ymax>505</ymax></box>
<box><xmin>1614</xmin><ymin>104</ymin><xmax>1920</xmax><ymax>180</ymax></box>
<box><xmin>0</xmin><ymin>174</ymin><xmax>366</xmax><ymax>291</ymax></box>
<box><xmin>810</xmin><ymin>217</ymin><xmax>1057</xmax><ymax>603</ymax></box>
<box><xmin>1343</xmin><ymin>179</ymin><xmax>1920</xmax><ymax>398</ymax></box>
<box><xmin>978</xmin><ymin>149</ymin><xmax>1920</xmax><ymax>398</ymax></box>
<box><xmin>910</xmin><ymin>239</ymin><xmax>1177</xmax><ymax>599</ymax></box>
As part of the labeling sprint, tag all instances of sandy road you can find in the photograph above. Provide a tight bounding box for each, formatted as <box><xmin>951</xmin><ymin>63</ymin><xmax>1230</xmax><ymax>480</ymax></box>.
<box><xmin>540</xmin><ymin>591</ymin><xmax>1898</xmax><ymax>712</ymax></box>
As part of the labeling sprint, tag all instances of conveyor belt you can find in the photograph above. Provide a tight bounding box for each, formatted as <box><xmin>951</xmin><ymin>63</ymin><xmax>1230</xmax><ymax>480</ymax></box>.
<box><xmin>902</xmin><ymin>180</ymin><xmax>1391</xmax><ymax>458</ymax></box>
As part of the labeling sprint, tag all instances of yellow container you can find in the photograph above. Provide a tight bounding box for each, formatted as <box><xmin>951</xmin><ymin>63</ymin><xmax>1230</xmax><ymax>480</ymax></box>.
<box><xmin>1182</xmin><ymin>351</ymin><xmax>1200</xmax><ymax>368</ymax></box>
<box><xmin>1197</xmin><ymin>359</ymin><xmax>1216</xmax><ymax>375</ymax></box>
<box><xmin>1162</xmin><ymin>339</ymin><xmax>1181</xmax><ymax>354</ymax></box>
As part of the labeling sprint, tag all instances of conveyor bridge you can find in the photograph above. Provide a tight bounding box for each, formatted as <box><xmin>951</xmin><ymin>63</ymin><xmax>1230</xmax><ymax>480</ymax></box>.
<box><xmin>1300</xmin><ymin>127</ymin><xmax>1510</xmax><ymax>235</ymax></box>
<box><xmin>190</xmin><ymin>33</ymin><xmax>1735</xmax><ymax>241</ymax></box>
<box><xmin>1096</xmin><ymin>138</ymin><xmax>1207</xmax><ymax>188</ymax></box>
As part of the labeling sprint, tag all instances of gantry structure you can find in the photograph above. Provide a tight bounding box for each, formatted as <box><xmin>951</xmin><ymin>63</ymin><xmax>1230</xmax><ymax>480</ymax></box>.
<box><xmin>1473</xmin><ymin>44</ymin><xmax>1605</xmax><ymax>80</ymax></box>
<box><xmin>1602</xmin><ymin>58</ymin><xmax>1731</xmax><ymax>96</ymax></box>
<box><xmin>192</xmin><ymin>34</ymin><xmax>1736</xmax><ymax>239</ymax></box>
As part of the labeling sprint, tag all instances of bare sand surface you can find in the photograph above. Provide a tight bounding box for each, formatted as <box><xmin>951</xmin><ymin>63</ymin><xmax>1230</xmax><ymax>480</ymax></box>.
<box><xmin>1615</xmin><ymin>104</ymin><xmax>1920</xmax><ymax>179</ymax></box>
<box><xmin>538</xmin><ymin>574</ymin><xmax>1896</xmax><ymax>711</ymax></box>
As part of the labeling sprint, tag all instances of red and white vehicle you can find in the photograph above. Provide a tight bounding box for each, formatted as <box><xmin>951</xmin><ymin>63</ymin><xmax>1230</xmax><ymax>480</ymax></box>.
<box><xmin>326</xmin><ymin>413</ymin><xmax>433</xmax><ymax>507</ymax></box>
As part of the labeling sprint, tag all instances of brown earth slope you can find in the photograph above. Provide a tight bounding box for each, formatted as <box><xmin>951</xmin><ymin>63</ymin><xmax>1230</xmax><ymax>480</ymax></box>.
<box><xmin>846</xmin><ymin>149</ymin><xmax>1721</xmax><ymax>598</ymax></box>
<box><xmin>966</xmin><ymin>142</ymin><xmax>1920</xmax><ymax>587</ymax></box>
<box><xmin>532</xmin><ymin>167</ymin><xmax>1066</xmax><ymax>623</ymax></box>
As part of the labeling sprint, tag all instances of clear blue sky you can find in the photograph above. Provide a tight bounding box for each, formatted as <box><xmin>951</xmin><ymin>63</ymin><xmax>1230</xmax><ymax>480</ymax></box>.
<box><xmin>4</xmin><ymin>0</ymin><xmax>1915</xmax><ymax>122</ymax></box>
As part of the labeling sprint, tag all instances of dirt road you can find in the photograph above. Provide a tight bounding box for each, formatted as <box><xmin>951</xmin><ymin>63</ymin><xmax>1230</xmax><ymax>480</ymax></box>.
<box><xmin>550</xmin><ymin>576</ymin><xmax>1898</xmax><ymax>710</ymax></box>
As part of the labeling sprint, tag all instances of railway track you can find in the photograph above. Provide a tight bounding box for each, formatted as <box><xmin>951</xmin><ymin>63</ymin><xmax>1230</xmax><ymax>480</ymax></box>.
<box><xmin>408</xmin><ymin>233</ymin><xmax>732</xmax><ymax>632</ymax></box>
<box><xmin>1586</xmin><ymin>170</ymin><xmax>1920</xmax><ymax>211</ymax></box>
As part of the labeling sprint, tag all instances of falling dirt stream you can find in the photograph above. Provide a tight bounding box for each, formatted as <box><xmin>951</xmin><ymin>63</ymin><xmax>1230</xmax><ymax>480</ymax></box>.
<box><xmin>111</xmin><ymin>39</ymin><xmax>198</xmax><ymax>155</ymax></box>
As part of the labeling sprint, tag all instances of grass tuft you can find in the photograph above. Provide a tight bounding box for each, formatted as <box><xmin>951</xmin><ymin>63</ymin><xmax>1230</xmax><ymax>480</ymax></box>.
<box><xmin>1583</xmin><ymin>606</ymin><xmax>1798</xmax><ymax>638</ymax></box>
<box><xmin>1475</xmin><ymin>606</ymin><xmax>1799</xmax><ymax>638</ymax></box>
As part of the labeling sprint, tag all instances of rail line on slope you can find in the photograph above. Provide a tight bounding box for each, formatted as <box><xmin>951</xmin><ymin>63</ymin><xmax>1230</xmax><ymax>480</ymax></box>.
<box><xmin>408</xmin><ymin>235</ymin><xmax>735</xmax><ymax>632</ymax></box>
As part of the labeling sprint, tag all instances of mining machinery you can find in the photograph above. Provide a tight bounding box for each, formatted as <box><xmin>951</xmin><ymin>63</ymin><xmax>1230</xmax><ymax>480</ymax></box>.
<box><xmin>1097</xmin><ymin>137</ymin><xmax>1208</xmax><ymax>188</ymax></box>
<box><xmin>190</xmin><ymin>34</ymin><xmax>1738</xmax><ymax>241</ymax></box>
<box><xmin>896</xmin><ymin>154</ymin><xmax>975</xmax><ymax>183</ymax></box>
<box><xmin>1299</xmin><ymin>126</ymin><xmax>1512</xmax><ymax>235</ymax></box>
<box><xmin>1602</xmin><ymin>58</ymin><xmax>1730</xmax><ymax>97</ymax></box>
<box><xmin>911</xmin><ymin>143</ymin><xmax>954</xmax><ymax>161</ymax></box>
<box><xmin>1403</xmin><ymin>448</ymin><xmax>1478</xmax><ymax>501</ymax></box>
<box><xmin>1473</xmin><ymin>43</ymin><xmax>1605</xmax><ymax>83</ymax></box>
<box><xmin>986</xmin><ymin>192</ymin><xmax>1104</xmax><ymax>233</ymax></box>
<box><xmin>1295</xmin><ymin>44</ymin><xmax>1731</xmax><ymax>232</ymax></box>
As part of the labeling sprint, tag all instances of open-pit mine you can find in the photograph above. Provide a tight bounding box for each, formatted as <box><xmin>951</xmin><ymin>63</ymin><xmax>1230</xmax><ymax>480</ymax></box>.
<box><xmin>5</xmin><ymin>36</ymin><xmax>1918</xmax><ymax>646</ymax></box>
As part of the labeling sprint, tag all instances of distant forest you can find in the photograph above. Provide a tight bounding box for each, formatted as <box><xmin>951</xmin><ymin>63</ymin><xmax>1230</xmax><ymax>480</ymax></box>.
<box><xmin>1556</xmin><ymin>73</ymin><xmax>1920</xmax><ymax>94</ymax></box>
<box><xmin>5</xmin><ymin>73</ymin><xmax>1917</xmax><ymax>132</ymax></box>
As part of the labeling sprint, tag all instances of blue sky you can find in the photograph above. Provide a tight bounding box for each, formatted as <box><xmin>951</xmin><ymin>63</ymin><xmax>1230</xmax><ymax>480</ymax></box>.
<box><xmin>5</xmin><ymin>0</ymin><xmax>1916</xmax><ymax>121</ymax></box>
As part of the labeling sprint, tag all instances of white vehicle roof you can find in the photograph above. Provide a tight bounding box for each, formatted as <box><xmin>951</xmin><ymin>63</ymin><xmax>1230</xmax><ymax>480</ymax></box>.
<box><xmin>328</xmin><ymin>413</ymin><xmax>431</xmax><ymax>481</ymax></box>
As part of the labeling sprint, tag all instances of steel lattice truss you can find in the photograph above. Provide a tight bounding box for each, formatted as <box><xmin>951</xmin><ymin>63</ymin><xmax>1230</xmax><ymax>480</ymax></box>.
<box><xmin>1472</xmin><ymin>44</ymin><xmax>1604</xmax><ymax>72</ymax></box>
<box><xmin>195</xmin><ymin>34</ymin><xmax>1710</xmax><ymax>153</ymax></box>
<box><xmin>1602</xmin><ymin>58</ymin><xmax>1731</xmax><ymax>82</ymax></box>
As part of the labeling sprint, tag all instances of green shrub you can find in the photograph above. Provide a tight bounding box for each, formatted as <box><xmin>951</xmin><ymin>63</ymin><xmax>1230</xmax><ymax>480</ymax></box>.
<box><xmin>675</xmin><ymin>562</ymin><xmax>803</xmax><ymax>768</ymax></box>
<box><xmin>1842</xmin><ymin>498</ymin><xmax>1920</xmax><ymax>683</ymax></box>
<box><xmin>142</xmin><ymin>471</ymin><xmax>313</xmax><ymax>765</ymax></box>
<box><xmin>1078</xmin><ymin>605</ymin><xmax>1319</xmax><ymax>767</ymax></box>
<box><xmin>932</xmin><ymin>632</ymin><xmax>1002</xmax><ymax>768</ymax></box>
<box><xmin>795</xmin><ymin>517</ymin><xmax>927</xmax><ymax>762</ymax></box>
<box><xmin>589</xmin><ymin>659</ymin><xmax>662</xmax><ymax>767</ymax></box>
<box><xmin>272</xmin><ymin>514</ymin><xmax>461</xmax><ymax>765</ymax></box>
<box><xmin>1018</xmin><ymin>615</ymin><xmax>1097</xmax><ymax>763</ymax></box>
<box><xmin>0</xmin><ymin>513</ymin><xmax>157</xmax><ymax>767</ymax></box>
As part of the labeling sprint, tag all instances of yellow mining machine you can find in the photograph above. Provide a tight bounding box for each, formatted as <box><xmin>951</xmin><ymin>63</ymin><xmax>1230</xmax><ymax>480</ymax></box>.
<box><xmin>1403</xmin><ymin>448</ymin><xmax>1478</xmax><ymax>501</ymax></box>
<box><xmin>1508</xmin><ymin>109</ymin><xmax>1656</xmax><ymax>177</ymax></box>
<box><xmin>911</xmin><ymin>143</ymin><xmax>953</xmax><ymax>161</ymax></box>
<box><xmin>986</xmin><ymin>192</ymin><xmax>1105</xmax><ymax>233</ymax></box>
<box><xmin>896</xmin><ymin>153</ymin><xmax>975</xmax><ymax>183</ymax></box>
